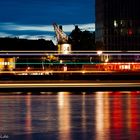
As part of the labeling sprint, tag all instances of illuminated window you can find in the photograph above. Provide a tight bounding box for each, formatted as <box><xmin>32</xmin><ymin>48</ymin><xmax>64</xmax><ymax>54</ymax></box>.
<box><xmin>114</xmin><ymin>20</ymin><xmax>118</xmax><ymax>27</ymax></box>
<box><xmin>128</xmin><ymin>29</ymin><xmax>133</xmax><ymax>36</ymax></box>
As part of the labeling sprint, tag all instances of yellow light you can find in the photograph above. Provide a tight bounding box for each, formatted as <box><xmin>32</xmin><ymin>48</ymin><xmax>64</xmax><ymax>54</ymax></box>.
<box><xmin>105</xmin><ymin>58</ymin><xmax>109</xmax><ymax>63</ymax></box>
<box><xmin>82</xmin><ymin>71</ymin><xmax>85</xmax><ymax>74</ymax></box>
<box><xmin>60</xmin><ymin>60</ymin><xmax>63</xmax><ymax>64</ymax></box>
<box><xmin>63</xmin><ymin>66</ymin><xmax>67</xmax><ymax>71</ymax></box>
<box><xmin>97</xmin><ymin>50</ymin><xmax>103</xmax><ymax>55</ymax></box>
<box><xmin>27</xmin><ymin>67</ymin><xmax>30</xmax><ymax>70</ymax></box>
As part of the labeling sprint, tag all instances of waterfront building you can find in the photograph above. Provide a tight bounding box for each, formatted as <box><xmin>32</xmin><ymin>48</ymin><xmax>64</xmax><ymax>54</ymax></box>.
<box><xmin>95</xmin><ymin>0</ymin><xmax>140</xmax><ymax>50</ymax></box>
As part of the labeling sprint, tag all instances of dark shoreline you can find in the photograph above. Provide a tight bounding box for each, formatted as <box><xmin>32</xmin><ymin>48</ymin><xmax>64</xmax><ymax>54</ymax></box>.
<box><xmin>0</xmin><ymin>72</ymin><xmax>139</xmax><ymax>93</ymax></box>
<box><xmin>1</xmin><ymin>72</ymin><xmax>140</xmax><ymax>80</ymax></box>
<box><xmin>0</xmin><ymin>87</ymin><xmax>140</xmax><ymax>93</ymax></box>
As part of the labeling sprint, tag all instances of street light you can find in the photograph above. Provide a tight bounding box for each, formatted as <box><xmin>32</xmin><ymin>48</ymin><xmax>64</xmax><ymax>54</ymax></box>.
<box><xmin>97</xmin><ymin>50</ymin><xmax>103</xmax><ymax>55</ymax></box>
<box><xmin>60</xmin><ymin>60</ymin><xmax>63</xmax><ymax>64</ymax></box>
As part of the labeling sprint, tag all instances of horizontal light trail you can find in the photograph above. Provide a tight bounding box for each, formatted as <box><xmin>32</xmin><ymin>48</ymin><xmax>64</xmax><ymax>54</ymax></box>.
<box><xmin>2</xmin><ymin>62</ymin><xmax>140</xmax><ymax>65</ymax></box>
<box><xmin>1</xmin><ymin>51</ymin><xmax>140</xmax><ymax>53</ymax></box>
<box><xmin>3</xmin><ymin>62</ymin><xmax>103</xmax><ymax>64</ymax></box>
<box><xmin>0</xmin><ymin>53</ymin><xmax>140</xmax><ymax>56</ymax></box>
<box><xmin>0</xmin><ymin>70</ymin><xmax>116</xmax><ymax>73</ymax></box>
<box><xmin>0</xmin><ymin>82</ymin><xmax>139</xmax><ymax>88</ymax></box>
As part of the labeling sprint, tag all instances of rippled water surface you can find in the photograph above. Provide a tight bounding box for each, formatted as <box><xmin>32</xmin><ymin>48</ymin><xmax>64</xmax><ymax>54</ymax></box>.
<box><xmin>0</xmin><ymin>91</ymin><xmax>140</xmax><ymax>140</ymax></box>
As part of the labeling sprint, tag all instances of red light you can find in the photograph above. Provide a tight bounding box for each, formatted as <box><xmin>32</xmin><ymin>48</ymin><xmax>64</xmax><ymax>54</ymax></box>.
<box><xmin>128</xmin><ymin>29</ymin><xmax>133</xmax><ymax>35</ymax></box>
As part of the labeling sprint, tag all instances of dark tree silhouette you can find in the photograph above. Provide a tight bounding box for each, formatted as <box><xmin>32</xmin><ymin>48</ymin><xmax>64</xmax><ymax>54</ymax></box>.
<box><xmin>69</xmin><ymin>25</ymin><xmax>82</xmax><ymax>50</ymax></box>
<box><xmin>69</xmin><ymin>25</ymin><xmax>95</xmax><ymax>50</ymax></box>
<box><xmin>0</xmin><ymin>37</ymin><xmax>56</xmax><ymax>51</ymax></box>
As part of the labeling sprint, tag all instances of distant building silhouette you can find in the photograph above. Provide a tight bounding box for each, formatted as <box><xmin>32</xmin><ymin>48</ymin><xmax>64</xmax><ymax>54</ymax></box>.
<box><xmin>96</xmin><ymin>0</ymin><xmax>140</xmax><ymax>50</ymax></box>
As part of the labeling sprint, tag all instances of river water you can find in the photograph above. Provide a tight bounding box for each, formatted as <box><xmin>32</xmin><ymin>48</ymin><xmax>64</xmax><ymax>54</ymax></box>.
<box><xmin>0</xmin><ymin>91</ymin><xmax>140</xmax><ymax>140</ymax></box>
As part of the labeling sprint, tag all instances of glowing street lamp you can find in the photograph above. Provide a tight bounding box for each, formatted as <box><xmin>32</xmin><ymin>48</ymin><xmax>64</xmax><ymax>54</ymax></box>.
<box><xmin>97</xmin><ymin>51</ymin><xmax>103</xmax><ymax>55</ymax></box>
<box><xmin>60</xmin><ymin>60</ymin><xmax>63</xmax><ymax>64</ymax></box>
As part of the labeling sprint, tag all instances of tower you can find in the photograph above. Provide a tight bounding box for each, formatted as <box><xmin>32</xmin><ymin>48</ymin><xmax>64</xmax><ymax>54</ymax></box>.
<box><xmin>96</xmin><ymin>0</ymin><xmax>140</xmax><ymax>50</ymax></box>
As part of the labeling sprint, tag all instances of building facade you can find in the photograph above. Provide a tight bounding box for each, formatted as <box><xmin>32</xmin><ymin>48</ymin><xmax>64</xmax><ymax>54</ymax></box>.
<box><xmin>96</xmin><ymin>0</ymin><xmax>140</xmax><ymax>50</ymax></box>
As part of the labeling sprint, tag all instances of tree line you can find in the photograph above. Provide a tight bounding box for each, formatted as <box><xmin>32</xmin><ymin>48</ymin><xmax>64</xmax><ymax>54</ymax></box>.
<box><xmin>0</xmin><ymin>26</ymin><xmax>95</xmax><ymax>51</ymax></box>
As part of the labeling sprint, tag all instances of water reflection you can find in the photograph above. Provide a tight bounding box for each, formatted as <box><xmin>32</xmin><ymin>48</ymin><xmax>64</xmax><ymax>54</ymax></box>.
<box><xmin>95</xmin><ymin>92</ymin><xmax>110</xmax><ymax>140</ymax></box>
<box><xmin>95</xmin><ymin>92</ymin><xmax>104</xmax><ymax>140</ymax></box>
<box><xmin>0</xmin><ymin>91</ymin><xmax>140</xmax><ymax>140</ymax></box>
<box><xmin>111</xmin><ymin>92</ymin><xmax>124</xmax><ymax>139</ymax></box>
<box><xmin>58</xmin><ymin>92</ymin><xmax>71</xmax><ymax>140</ymax></box>
<box><xmin>130</xmin><ymin>91</ymin><xmax>140</xmax><ymax>140</ymax></box>
<box><xmin>82</xmin><ymin>93</ymin><xmax>86</xmax><ymax>132</ymax></box>
<box><xmin>25</xmin><ymin>94</ymin><xmax>32</xmax><ymax>140</ymax></box>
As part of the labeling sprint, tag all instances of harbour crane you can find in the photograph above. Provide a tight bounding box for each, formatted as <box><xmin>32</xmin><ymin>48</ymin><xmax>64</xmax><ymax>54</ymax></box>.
<box><xmin>53</xmin><ymin>23</ymin><xmax>69</xmax><ymax>44</ymax></box>
<box><xmin>53</xmin><ymin>23</ymin><xmax>71</xmax><ymax>54</ymax></box>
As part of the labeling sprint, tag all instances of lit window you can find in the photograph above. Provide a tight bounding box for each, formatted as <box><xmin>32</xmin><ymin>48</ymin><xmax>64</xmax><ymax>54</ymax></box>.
<box><xmin>114</xmin><ymin>20</ymin><xmax>118</xmax><ymax>27</ymax></box>
<box><xmin>128</xmin><ymin>29</ymin><xmax>133</xmax><ymax>36</ymax></box>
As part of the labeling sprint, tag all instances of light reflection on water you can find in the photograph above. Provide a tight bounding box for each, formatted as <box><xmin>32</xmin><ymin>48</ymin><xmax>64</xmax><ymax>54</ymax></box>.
<box><xmin>58</xmin><ymin>92</ymin><xmax>71</xmax><ymax>140</ymax></box>
<box><xmin>0</xmin><ymin>91</ymin><xmax>140</xmax><ymax>140</ymax></box>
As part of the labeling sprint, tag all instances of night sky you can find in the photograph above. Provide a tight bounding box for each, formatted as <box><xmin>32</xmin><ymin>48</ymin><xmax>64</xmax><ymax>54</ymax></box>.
<box><xmin>0</xmin><ymin>0</ymin><xmax>95</xmax><ymax>43</ymax></box>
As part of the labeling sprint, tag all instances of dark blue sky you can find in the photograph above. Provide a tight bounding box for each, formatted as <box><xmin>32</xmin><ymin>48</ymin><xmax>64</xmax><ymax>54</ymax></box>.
<box><xmin>0</xmin><ymin>0</ymin><xmax>95</xmax><ymax>42</ymax></box>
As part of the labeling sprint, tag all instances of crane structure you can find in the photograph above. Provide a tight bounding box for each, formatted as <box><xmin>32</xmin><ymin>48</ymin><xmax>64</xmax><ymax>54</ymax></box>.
<box><xmin>53</xmin><ymin>23</ymin><xmax>69</xmax><ymax>44</ymax></box>
<box><xmin>53</xmin><ymin>23</ymin><xmax>71</xmax><ymax>54</ymax></box>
